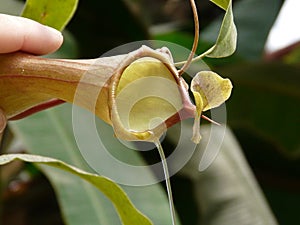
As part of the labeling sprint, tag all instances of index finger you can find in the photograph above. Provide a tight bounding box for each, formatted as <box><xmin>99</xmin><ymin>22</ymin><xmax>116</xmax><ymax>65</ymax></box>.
<box><xmin>0</xmin><ymin>14</ymin><xmax>63</xmax><ymax>55</ymax></box>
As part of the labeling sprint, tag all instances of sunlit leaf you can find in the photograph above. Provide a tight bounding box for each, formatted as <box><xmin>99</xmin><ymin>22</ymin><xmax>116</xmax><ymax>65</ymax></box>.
<box><xmin>204</xmin><ymin>0</ymin><xmax>237</xmax><ymax>58</ymax></box>
<box><xmin>203</xmin><ymin>0</ymin><xmax>281</xmax><ymax>60</ymax></box>
<box><xmin>0</xmin><ymin>153</ymin><xmax>153</xmax><ymax>225</ymax></box>
<box><xmin>21</xmin><ymin>0</ymin><xmax>78</xmax><ymax>30</ymax></box>
<box><xmin>210</xmin><ymin>0</ymin><xmax>230</xmax><ymax>11</ymax></box>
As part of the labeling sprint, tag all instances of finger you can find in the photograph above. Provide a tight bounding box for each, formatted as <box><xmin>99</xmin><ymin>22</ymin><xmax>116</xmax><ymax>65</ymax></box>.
<box><xmin>0</xmin><ymin>14</ymin><xmax>63</xmax><ymax>55</ymax></box>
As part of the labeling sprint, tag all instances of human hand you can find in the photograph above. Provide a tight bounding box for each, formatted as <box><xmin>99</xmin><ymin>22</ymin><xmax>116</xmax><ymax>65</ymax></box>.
<box><xmin>0</xmin><ymin>14</ymin><xmax>63</xmax><ymax>55</ymax></box>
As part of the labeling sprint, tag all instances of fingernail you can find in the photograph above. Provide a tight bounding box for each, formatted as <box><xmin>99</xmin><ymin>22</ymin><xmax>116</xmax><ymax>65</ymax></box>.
<box><xmin>45</xmin><ymin>25</ymin><xmax>63</xmax><ymax>38</ymax></box>
<box><xmin>45</xmin><ymin>25</ymin><xmax>64</xmax><ymax>45</ymax></box>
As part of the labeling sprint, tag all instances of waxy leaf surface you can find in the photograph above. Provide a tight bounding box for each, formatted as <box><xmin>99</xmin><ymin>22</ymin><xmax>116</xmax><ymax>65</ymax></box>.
<box><xmin>0</xmin><ymin>153</ymin><xmax>153</xmax><ymax>225</ymax></box>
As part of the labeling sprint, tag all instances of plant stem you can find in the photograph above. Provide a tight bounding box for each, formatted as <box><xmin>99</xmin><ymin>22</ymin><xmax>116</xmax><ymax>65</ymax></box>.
<box><xmin>0</xmin><ymin>52</ymin><xmax>116</xmax><ymax>122</ymax></box>
<box><xmin>154</xmin><ymin>140</ymin><xmax>177</xmax><ymax>225</ymax></box>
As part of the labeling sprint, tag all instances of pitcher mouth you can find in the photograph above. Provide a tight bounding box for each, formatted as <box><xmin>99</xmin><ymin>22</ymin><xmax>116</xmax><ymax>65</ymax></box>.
<box><xmin>108</xmin><ymin>45</ymin><xmax>195</xmax><ymax>142</ymax></box>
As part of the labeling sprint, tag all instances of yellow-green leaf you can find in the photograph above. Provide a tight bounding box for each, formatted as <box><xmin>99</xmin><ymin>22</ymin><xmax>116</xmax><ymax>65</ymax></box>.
<box><xmin>21</xmin><ymin>0</ymin><xmax>78</xmax><ymax>31</ymax></box>
<box><xmin>210</xmin><ymin>0</ymin><xmax>230</xmax><ymax>10</ymax></box>
<box><xmin>205</xmin><ymin>0</ymin><xmax>237</xmax><ymax>58</ymax></box>
<box><xmin>0</xmin><ymin>153</ymin><xmax>153</xmax><ymax>225</ymax></box>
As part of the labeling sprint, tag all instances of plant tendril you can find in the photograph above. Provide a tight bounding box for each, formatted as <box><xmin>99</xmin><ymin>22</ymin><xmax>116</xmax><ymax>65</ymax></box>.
<box><xmin>174</xmin><ymin>47</ymin><xmax>214</xmax><ymax>66</ymax></box>
<box><xmin>178</xmin><ymin>0</ymin><xmax>199</xmax><ymax>76</ymax></box>
<box><xmin>152</xmin><ymin>2</ymin><xmax>200</xmax><ymax>223</ymax></box>
<box><xmin>154</xmin><ymin>140</ymin><xmax>177</xmax><ymax>225</ymax></box>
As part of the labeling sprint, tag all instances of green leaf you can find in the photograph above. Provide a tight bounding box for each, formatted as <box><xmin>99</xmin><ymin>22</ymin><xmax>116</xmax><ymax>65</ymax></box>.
<box><xmin>9</xmin><ymin>104</ymin><xmax>150</xmax><ymax>225</ymax></box>
<box><xmin>218</xmin><ymin>62</ymin><xmax>300</xmax><ymax>157</ymax></box>
<box><xmin>203</xmin><ymin>0</ymin><xmax>281</xmax><ymax>60</ymax></box>
<box><xmin>210</xmin><ymin>0</ymin><xmax>230</xmax><ymax>11</ymax></box>
<box><xmin>172</xmin><ymin>124</ymin><xmax>278</xmax><ymax>224</ymax></box>
<box><xmin>0</xmin><ymin>153</ymin><xmax>152</xmax><ymax>225</ymax></box>
<box><xmin>21</xmin><ymin>0</ymin><xmax>78</xmax><ymax>31</ymax></box>
<box><xmin>204</xmin><ymin>0</ymin><xmax>237</xmax><ymax>58</ymax></box>
<box><xmin>70</xmin><ymin>105</ymin><xmax>182</xmax><ymax>225</ymax></box>
<box><xmin>9</xmin><ymin>104</ymin><xmax>175</xmax><ymax>225</ymax></box>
